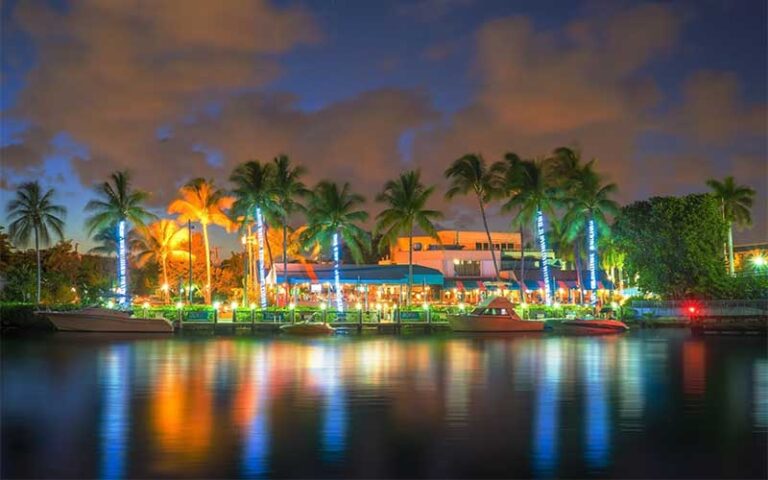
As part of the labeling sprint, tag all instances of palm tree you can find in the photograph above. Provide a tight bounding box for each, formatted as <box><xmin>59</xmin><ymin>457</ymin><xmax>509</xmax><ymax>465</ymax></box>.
<box><xmin>375</xmin><ymin>170</ymin><xmax>442</xmax><ymax>305</ymax></box>
<box><xmin>302</xmin><ymin>181</ymin><xmax>370</xmax><ymax>311</ymax></box>
<box><xmin>230</xmin><ymin>161</ymin><xmax>278</xmax><ymax>308</ymax></box>
<box><xmin>272</xmin><ymin>155</ymin><xmax>308</xmax><ymax>305</ymax></box>
<box><xmin>445</xmin><ymin>154</ymin><xmax>502</xmax><ymax>281</ymax></box>
<box><xmin>6</xmin><ymin>182</ymin><xmax>66</xmax><ymax>304</ymax></box>
<box><xmin>134</xmin><ymin>220</ymin><xmax>190</xmax><ymax>303</ymax></box>
<box><xmin>168</xmin><ymin>178</ymin><xmax>234</xmax><ymax>303</ymax></box>
<box><xmin>85</xmin><ymin>171</ymin><xmax>154</xmax><ymax>307</ymax></box>
<box><xmin>554</xmin><ymin>148</ymin><xmax>619</xmax><ymax>304</ymax></box>
<box><xmin>706</xmin><ymin>176</ymin><xmax>756</xmax><ymax>275</ymax></box>
<box><xmin>498</xmin><ymin>156</ymin><xmax>559</xmax><ymax>304</ymax></box>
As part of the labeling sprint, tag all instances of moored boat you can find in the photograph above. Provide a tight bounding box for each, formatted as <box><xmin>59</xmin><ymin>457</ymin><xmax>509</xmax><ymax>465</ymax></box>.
<box><xmin>280</xmin><ymin>321</ymin><xmax>335</xmax><ymax>335</ymax></box>
<box><xmin>557</xmin><ymin>318</ymin><xmax>629</xmax><ymax>334</ymax></box>
<box><xmin>38</xmin><ymin>307</ymin><xmax>174</xmax><ymax>333</ymax></box>
<box><xmin>447</xmin><ymin>296</ymin><xmax>545</xmax><ymax>333</ymax></box>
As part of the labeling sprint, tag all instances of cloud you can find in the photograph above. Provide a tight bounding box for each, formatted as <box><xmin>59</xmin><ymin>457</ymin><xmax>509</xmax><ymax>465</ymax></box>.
<box><xmin>4</xmin><ymin>0</ymin><xmax>320</xmax><ymax>193</ymax></box>
<box><xmin>670</xmin><ymin>70</ymin><xmax>766</xmax><ymax>144</ymax></box>
<box><xmin>396</xmin><ymin>0</ymin><xmax>474</xmax><ymax>21</ymax></box>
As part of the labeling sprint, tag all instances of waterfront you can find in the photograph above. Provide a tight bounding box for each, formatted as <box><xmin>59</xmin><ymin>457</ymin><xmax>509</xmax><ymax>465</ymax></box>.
<box><xmin>2</xmin><ymin>331</ymin><xmax>766</xmax><ymax>479</ymax></box>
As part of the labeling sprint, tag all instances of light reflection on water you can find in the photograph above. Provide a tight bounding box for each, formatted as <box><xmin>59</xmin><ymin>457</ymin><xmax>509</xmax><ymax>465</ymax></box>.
<box><xmin>2</xmin><ymin>331</ymin><xmax>766</xmax><ymax>479</ymax></box>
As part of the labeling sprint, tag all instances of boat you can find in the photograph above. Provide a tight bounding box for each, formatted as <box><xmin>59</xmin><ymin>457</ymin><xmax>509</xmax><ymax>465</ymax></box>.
<box><xmin>280</xmin><ymin>321</ymin><xmax>336</xmax><ymax>335</ymax></box>
<box><xmin>38</xmin><ymin>307</ymin><xmax>174</xmax><ymax>333</ymax></box>
<box><xmin>447</xmin><ymin>296</ymin><xmax>545</xmax><ymax>333</ymax></box>
<box><xmin>556</xmin><ymin>318</ymin><xmax>629</xmax><ymax>334</ymax></box>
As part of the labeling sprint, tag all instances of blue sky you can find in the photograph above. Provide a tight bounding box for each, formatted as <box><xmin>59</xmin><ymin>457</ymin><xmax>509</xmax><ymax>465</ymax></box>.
<box><xmin>1</xmin><ymin>0</ymin><xmax>766</xmax><ymax>250</ymax></box>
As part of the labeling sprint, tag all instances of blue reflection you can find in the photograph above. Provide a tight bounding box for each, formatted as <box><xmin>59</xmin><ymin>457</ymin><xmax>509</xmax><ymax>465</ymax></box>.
<box><xmin>321</xmin><ymin>350</ymin><xmax>347</xmax><ymax>462</ymax></box>
<box><xmin>100</xmin><ymin>346</ymin><xmax>130</xmax><ymax>480</ymax></box>
<box><xmin>583</xmin><ymin>341</ymin><xmax>609</xmax><ymax>470</ymax></box>
<box><xmin>242</xmin><ymin>351</ymin><xmax>270</xmax><ymax>478</ymax></box>
<box><xmin>754</xmin><ymin>360</ymin><xmax>768</xmax><ymax>430</ymax></box>
<box><xmin>532</xmin><ymin>340</ymin><xmax>561</xmax><ymax>478</ymax></box>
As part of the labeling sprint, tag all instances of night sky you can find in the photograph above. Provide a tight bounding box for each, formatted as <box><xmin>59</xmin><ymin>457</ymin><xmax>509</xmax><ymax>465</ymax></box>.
<box><xmin>1</xmin><ymin>0</ymin><xmax>766</xmax><ymax>250</ymax></box>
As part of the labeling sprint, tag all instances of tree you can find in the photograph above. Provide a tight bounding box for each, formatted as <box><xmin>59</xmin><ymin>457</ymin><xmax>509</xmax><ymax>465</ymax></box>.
<box><xmin>302</xmin><ymin>181</ymin><xmax>370</xmax><ymax>311</ymax></box>
<box><xmin>614</xmin><ymin>194</ymin><xmax>727</xmax><ymax>299</ymax></box>
<box><xmin>706</xmin><ymin>176</ymin><xmax>756</xmax><ymax>276</ymax></box>
<box><xmin>134</xmin><ymin>220</ymin><xmax>191</xmax><ymax>303</ymax></box>
<box><xmin>271</xmin><ymin>155</ymin><xmax>308</xmax><ymax>305</ymax></box>
<box><xmin>375</xmin><ymin>170</ymin><xmax>442</xmax><ymax>305</ymax></box>
<box><xmin>6</xmin><ymin>182</ymin><xmax>67</xmax><ymax>304</ymax></box>
<box><xmin>168</xmin><ymin>178</ymin><xmax>234</xmax><ymax>303</ymax></box>
<box><xmin>496</xmin><ymin>155</ymin><xmax>560</xmax><ymax>304</ymax></box>
<box><xmin>554</xmin><ymin>148</ymin><xmax>619</xmax><ymax>304</ymax></box>
<box><xmin>85</xmin><ymin>171</ymin><xmax>155</xmax><ymax>307</ymax></box>
<box><xmin>445</xmin><ymin>154</ymin><xmax>502</xmax><ymax>281</ymax></box>
<box><xmin>230</xmin><ymin>161</ymin><xmax>278</xmax><ymax>308</ymax></box>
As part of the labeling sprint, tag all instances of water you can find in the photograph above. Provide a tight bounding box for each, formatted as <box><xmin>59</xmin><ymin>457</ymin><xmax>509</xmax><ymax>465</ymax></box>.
<box><xmin>2</xmin><ymin>331</ymin><xmax>766</xmax><ymax>479</ymax></box>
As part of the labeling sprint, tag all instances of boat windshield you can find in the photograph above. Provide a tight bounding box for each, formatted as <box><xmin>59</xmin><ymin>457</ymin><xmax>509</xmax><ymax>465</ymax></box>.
<box><xmin>470</xmin><ymin>307</ymin><xmax>511</xmax><ymax>316</ymax></box>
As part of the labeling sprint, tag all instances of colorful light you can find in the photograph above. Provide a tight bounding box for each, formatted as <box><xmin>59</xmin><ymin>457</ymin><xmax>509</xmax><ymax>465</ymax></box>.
<box><xmin>231</xmin><ymin>301</ymin><xmax>238</xmax><ymax>310</ymax></box>
<box><xmin>213</xmin><ymin>301</ymin><xmax>221</xmax><ymax>310</ymax></box>
<box><xmin>256</xmin><ymin>207</ymin><xmax>267</xmax><ymax>309</ymax></box>
<box><xmin>288</xmin><ymin>302</ymin><xmax>296</xmax><ymax>310</ymax></box>
<box><xmin>176</xmin><ymin>301</ymin><xmax>183</xmax><ymax>309</ymax></box>
<box><xmin>536</xmin><ymin>209</ymin><xmax>554</xmax><ymax>305</ymax></box>
<box><xmin>587</xmin><ymin>217</ymin><xmax>598</xmax><ymax>305</ymax></box>
<box><xmin>332</xmin><ymin>232</ymin><xmax>343</xmax><ymax>312</ymax></box>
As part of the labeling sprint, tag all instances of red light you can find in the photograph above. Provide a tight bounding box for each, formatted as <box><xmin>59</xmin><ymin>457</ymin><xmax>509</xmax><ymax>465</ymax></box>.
<box><xmin>688</xmin><ymin>306</ymin><xmax>696</xmax><ymax>314</ymax></box>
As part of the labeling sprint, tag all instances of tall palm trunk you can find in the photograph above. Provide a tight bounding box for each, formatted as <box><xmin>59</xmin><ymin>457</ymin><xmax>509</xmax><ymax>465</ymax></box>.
<box><xmin>587</xmin><ymin>217</ymin><xmax>598</xmax><ymax>305</ymax></box>
<box><xmin>407</xmin><ymin>225</ymin><xmax>413</xmax><ymax>307</ymax></box>
<box><xmin>162</xmin><ymin>255</ymin><xmax>169</xmax><ymax>304</ymax></box>
<box><xmin>283</xmin><ymin>220</ymin><xmax>289</xmax><ymax>306</ymax></box>
<box><xmin>256</xmin><ymin>208</ymin><xmax>267</xmax><ymax>309</ymax></box>
<box><xmin>519</xmin><ymin>226</ymin><xmax>525</xmax><ymax>299</ymax></box>
<box><xmin>574</xmin><ymin>242</ymin><xmax>584</xmax><ymax>304</ymax></box>
<box><xmin>477</xmin><ymin>196</ymin><xmax>500</xmax><ymax>281</ymax></box>
<box><xmin>727</xmin><ymin>222</ymin><xmax>735</xmax><ymax>276</ymax></box>
<box><xmin>34</xmin><ymin>225</ymin><xmax>41</xmax><ymax>305</ymax></box>
<box><xmin>535</xmin><ymin>209</ymin><xmax>553</xmax><ymax>305</ymax></box>
<box><xmin>201</xmin><ymin>222</ymin><xmax>212</xmax><ymax>304</ymax></box>
<box><xmin>116</xmin><ymin>220</ymin><xmax>129</xmax><ymax>307</ymax></box>
<box><xmin>332</xmin><ymin>230</ymin><xmax>343</xmax><ymax>311</ymax></box>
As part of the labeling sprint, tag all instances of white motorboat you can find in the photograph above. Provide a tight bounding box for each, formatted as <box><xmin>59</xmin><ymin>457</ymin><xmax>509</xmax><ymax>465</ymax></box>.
<box><xmin>280</xmin><ymin>321</ymin><xmax>335</xmax><ymax>335</ymax></box>
<box><xmin>556</xmin><ymin>318</ymin><xmax>629</xmax><ymax>334</ymax></box>
<box><xmin>447</xmin><ymin>296</ymin><xmax>545</xmax><ymax>333</ymax></box>
<box><xmin>38</xmin><ymin>307</ymin><xmax>174</xmax><ymax>333</ymax></box>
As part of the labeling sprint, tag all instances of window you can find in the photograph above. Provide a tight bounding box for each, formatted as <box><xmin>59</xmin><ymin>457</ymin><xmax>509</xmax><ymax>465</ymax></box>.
<box><xmin>454</xmin><ymin>260</ymin><xmax>480</xmax><ymax>277</ymax></box>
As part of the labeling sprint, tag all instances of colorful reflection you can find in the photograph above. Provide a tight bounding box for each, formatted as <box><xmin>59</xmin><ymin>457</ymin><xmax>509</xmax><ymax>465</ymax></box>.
<box><xmin>9</xmin><ymin>334</ymin><xmax>745</xmax><ymax>479</ymax></box>
<box><xmin>532</xmin><ymin>339</ymin><xmax>562</xmax><ymax>477</ymax></box>
<box><xmin>582</xmin><ymin>341</ymin><xmax>610</xmax><ymax>471</ymax></box>
<box><xmin>100</xmin><ymin>345</ymin><xmax>130</xmax><ymax>480</ymax></box>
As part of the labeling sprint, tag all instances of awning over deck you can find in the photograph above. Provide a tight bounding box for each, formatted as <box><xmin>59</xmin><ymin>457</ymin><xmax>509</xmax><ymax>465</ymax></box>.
<box><xmin>273</xmin><ymin>264</ymin><xmax>444</xmax><ymax>286</ymax></box>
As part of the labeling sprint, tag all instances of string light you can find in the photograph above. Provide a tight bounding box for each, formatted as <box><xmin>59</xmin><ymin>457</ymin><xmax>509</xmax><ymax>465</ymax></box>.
<box><xmin>332</xmin><ymin>232</ymin><xmax>344</xmax><ymax>312</ymax></box>
<box><xmin>256</xmin><ymin>207</ymin><xmax>267</xmax><ymax>309</ymax></box>
<box><xmin>536</xmin><ymin>209</ymin><xmax>553</xmax><ymax>305</ymax></box>
<box><xmin>588</xmin><ymin>217</ymin><xmax>598</xmax><ymax>305</ymax></box>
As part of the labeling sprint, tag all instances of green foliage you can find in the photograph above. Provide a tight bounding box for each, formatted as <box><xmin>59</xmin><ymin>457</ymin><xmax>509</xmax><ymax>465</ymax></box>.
<box><xmin>614</xmin><ymin>194</ymin><xmax>728</xmax><ymax>299</ymax></box>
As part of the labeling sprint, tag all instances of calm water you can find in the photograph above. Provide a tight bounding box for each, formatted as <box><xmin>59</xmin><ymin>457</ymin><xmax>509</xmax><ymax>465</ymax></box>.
<box><xmin>2</xmin><ymin>331</ymin><xmax>766</xmax><ymax>479</ymax></box>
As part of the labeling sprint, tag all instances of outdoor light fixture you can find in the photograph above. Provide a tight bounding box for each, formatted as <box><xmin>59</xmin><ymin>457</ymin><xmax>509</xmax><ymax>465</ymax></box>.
<box><xmin>751</xmin><ymin>255</ymin><xmax>767</xmax><ymax>267</ymax></box>
<box><xmin>422</xmin><ymin>302</ymin><xmax>429</xmax><ymax>310</ymax></box>
<box><xmin>289</xmin><ymin>302</ymin><xmax>296</xmax><ymax>310</ymax></box>
<box><xmin>458</xmin><ymin>302</ymin><xmax>465</xmax><ymax>311</ymax></box>
<box><xmin>176</xmin><ymin>301</ymin><xmax>183</xmax><ymax>309</ymax></box>
<box><xmin>107</xmin><ymin>300</ymin><xmax>115</xmax><ymax>309</ymax></box>
<box><xmin>249</xmin><ymin>302</ymin><xmax>256</xmax><ymax>310</ymax></box>
<box><xmin>611</xmin><ymin>301</ymin><xmax>619</xmax><ymax>310</ymax></box>
<box><xmin>320</xmin><ymin>302</ymin><xmax>327</xmax><ymax>310</ymax></box>
<box><xmin>520</xmin><ymin>302</ymin><xmax>528</xmax><ymax>309</ymax></box>
<box><xmin>161</xmin><ymin>283</ymin><xmax>169</xmax><ymax>291</ymax></box>
<box><xmin>231</xmin><ymin>301</ymin><xmax>238</xmax><ymax>310</ymax></box>
<box><xmin>213</xmin><ymin>301</ymin><xmax>221</xmax><ymax>310</ymax></box>
<box><xmin>554</xmin><ymin>301</ymin><xmax>561</xmax><ymax>308</ymax></box>
<box><xmin>142</xmin><ymin>302</ymin><xmax>150</xmax><ymax>309</ymax></box>
<box><xmin>355</xmin><ymin>302</ymin><xmax>362</xmax><ymax>310</ymax></box>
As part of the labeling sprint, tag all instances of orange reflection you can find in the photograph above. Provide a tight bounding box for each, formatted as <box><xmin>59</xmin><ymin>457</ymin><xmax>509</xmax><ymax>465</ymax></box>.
<box><xmin>683</xmin><ymin>340</ymin><xmax>706</xmax><ymax>395</ymax></box>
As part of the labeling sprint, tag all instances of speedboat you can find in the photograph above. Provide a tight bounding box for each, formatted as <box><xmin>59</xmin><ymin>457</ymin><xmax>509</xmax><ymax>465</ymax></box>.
<box><xmin>280</xmin><ymin>321</ymin><xmax>335</xmax><ymax>335</ymax></box>
<box><xmin>447</xmin><ymin>296</ymin><xmax>545</xmax><ymax>333</ymax></box>
<box><xmin>557</xmin><ymin>318</ymin><xmax>629</xmax><ymax>335</ymax></box>
<box><xmin>38</xmin><ymin>307</ymin><xmax>174</xmax><ymax>333</ymax></box>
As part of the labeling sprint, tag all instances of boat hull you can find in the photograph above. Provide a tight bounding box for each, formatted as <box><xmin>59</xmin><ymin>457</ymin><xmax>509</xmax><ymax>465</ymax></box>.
<box><xmin>448</xmin><ymin>315</ymin><xmax>545</xmax><ymax>333</ymax></box>
<box><xmin>40</xmin><ymin>311</ymin><xmax>173</xmax><ymax>333</ymax></box>
<box><xmin>280</xmin><ymin>322</ymin><xmax>335</xmax><ymax>335</ymax></box>
<box><xmin>557</xmin><ymin>319</ymin><xmax>629</xmax><ymax>335</ymax></box>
